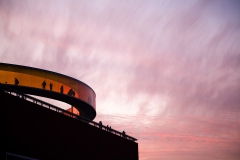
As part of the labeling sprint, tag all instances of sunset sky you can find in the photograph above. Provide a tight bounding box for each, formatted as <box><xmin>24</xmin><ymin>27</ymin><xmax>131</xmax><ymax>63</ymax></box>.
<box><xmin>1</xmin><ymin>0</ymin><xmax>240</xmax><ymax>159</ymax></box>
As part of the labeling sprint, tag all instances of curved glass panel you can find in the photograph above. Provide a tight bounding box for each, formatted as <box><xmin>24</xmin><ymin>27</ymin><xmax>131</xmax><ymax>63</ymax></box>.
<box><xmin>0</xmin><ymin>63</ymin><xmax>96</xmax><ymax>111</ymax></box>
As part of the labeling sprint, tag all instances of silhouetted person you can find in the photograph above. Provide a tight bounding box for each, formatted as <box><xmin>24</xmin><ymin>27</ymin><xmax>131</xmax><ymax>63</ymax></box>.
<box><xmin>72</xmin><ymin>90</ymin><xmax>75</xmax><ymax>97</ymax></box>
<box><xmin>122</xmin><ymin>131</ymin><xmax>126</xmax><ymax>138</ymax></box>
<box><xmin>68</xmin><ymin>88</ymin><xmax>75</xmax><ymax>97</ymax></box>
<box><xmin>109</xmin><ymin>126</ymin><xmax>111</xmax><ymax>132</ymax></box>
<box><xmin>49</xmin><ymin>83</ymin><xmax>53</xmax><ymax>91</ymax></box>
<box><xmin>68</xmin><ymin>88</ymin><xmax>72</xmax><ymax>96</ymax></box>
<box><xmin>14</xmin><ymin>78</ymin><xmax>19</xmax><ymax>85</ymax></box>
<box><xmin>60</xmin><ymin>85</ymin><xmax>64</xmax><ymax>94</ymax></box>
<box><xmin>99</xmin><ymin>121</ymin><xmax>102</xmax><ymax>129</ymax></box>
<box><xmin>42</xmin><ymin>80</ymin><xmax>46</xmax><ymax>89</ymax></box>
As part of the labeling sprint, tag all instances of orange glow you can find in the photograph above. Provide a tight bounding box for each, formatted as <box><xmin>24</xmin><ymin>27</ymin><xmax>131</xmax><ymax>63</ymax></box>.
<box><xmin>0</xmin><ymin>64</ymin><xmax>96</xmax><ymax>110</ymax></box>
<box><xmin>67</xmin><ymin>107</ymin><xmax>80</xmax><ymax>115</ymax></box>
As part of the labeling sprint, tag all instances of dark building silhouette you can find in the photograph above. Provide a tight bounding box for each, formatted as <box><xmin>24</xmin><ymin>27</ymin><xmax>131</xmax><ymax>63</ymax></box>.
<box><xmin>0</xmin><ymin>63</ymin><xmax>138</xmax><ymax>160</ymax></box>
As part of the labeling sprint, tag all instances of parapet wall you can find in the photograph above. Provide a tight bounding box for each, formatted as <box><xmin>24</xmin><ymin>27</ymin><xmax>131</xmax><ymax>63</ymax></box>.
<box><xmin>2</xmin><ymin>91</ymin><xmax>138</xmax><ymax>160</ymax></box>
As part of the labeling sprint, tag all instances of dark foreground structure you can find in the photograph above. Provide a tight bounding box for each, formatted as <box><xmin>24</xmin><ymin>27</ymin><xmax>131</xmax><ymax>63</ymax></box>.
<box><xmin>0</xmin><ymin>63</ymin><xmax>138</xmax><ymax>160</ymax></box>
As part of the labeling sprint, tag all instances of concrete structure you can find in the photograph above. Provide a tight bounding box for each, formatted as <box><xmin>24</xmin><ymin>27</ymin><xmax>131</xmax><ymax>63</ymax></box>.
<box><xmin>1</xmin><ymin>63</ymin><xmax>138</xmax><ymax>160</ymax></box>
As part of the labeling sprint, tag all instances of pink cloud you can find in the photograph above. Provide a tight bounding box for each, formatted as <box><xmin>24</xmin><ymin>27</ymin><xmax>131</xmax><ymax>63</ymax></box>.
<box><xmin>1</xmin><ymin>0</ymin><xmax>240</xmax><ymax>159</ymax></box>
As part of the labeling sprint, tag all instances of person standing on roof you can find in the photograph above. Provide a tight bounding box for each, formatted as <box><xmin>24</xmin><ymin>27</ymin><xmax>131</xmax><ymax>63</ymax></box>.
<box><xmin>99</xmin><ymin>121</ymin><xmax>102</xmax><ymax>129</ymax></box>
<box><xmin>122</xmin><ymin>130</ymin><xmax>126</xmax><ymax>138</ymax></box>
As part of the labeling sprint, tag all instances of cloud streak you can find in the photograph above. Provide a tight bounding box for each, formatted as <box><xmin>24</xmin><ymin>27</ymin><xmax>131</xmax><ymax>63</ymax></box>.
<box><xmin>1</xmin><ymin>0</ymin><xmax>240</xmax><ymax>159</ymax></box>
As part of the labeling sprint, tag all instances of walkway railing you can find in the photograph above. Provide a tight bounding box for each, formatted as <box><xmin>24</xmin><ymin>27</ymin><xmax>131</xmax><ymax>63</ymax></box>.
<box><xmin>0</xmin><ymin>84</ymin><xmax>137</xmax><ymax>142</ymax></box>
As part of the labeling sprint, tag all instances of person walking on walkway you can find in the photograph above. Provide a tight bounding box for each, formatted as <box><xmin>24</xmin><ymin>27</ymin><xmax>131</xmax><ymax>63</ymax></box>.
<box><xmin>49</xmin><ymin>83</ymin><xmax>53</xmax><ymax>91</ymax></box>
<box><xmin>14</xmin><ymin>78</ymin><xmax>19</xmax><ymax>85</ymax></box>
<box><xmin>42</xmin><ymin>80</ymin><xmax>46</xmax><ymax>89</ymax></box>
<box><xmin>60</xmin><ymin>85</ymin><xmax>64</xmax><ymax>93</ymax></box>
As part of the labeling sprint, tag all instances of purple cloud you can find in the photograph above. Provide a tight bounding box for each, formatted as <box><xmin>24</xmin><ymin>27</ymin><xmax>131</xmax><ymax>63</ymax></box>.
<box><xmin>1</xmin><ymin>0</ymin><xmax>240</xmax><ymax>159</ymax></box>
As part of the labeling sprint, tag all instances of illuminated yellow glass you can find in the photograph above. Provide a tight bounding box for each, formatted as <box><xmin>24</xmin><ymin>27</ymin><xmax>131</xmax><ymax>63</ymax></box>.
<box><xmin>0</xmin><ymin>63</ymin><xmax>96</xmax><ymax>111</ymax></box>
